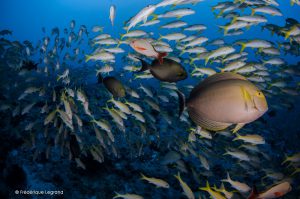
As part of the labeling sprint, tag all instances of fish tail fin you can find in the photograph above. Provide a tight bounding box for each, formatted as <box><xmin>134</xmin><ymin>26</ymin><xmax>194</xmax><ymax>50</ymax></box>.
<box><xmin>212</xmin><ymin>184</ymin><xmax>219</xmax><ymax>191</ymax></box>
<box><xmin>199</xmin><ymin>181</ymin><xmax>211</xmax><ymax>192</ymax></box>
<box><xmin>171</xmin><ymin>4</ymin><xmax>177</xmax><ymax>9</ymax></box>
<box><xmin>261</xmin><ymin>175</ymin><xmax>268</xmax><ymax>181</ymax></box>
<box><xmin>239</xmin><ymin>43</ymin><xmax>246</xmax><ymax>52</ymax></box>
<box><xmin>216</xmin><ymin>67</ymin><xmax>224</xmax><ymax>72</ymax></box>
<box><xmin>251</xmin><ymin>9</ymin><xmax>255</xmax><ymax>16</ymax></box>
<box><xmin>151</xmin><ymin>14</ymin><xmax>158</xmax><ymax>20</ymax></box>
<box><xmin>232</xmin><ymin>16</ymin><xmax>238</xmax><ymax>23</ymax></box>
<box><xmin>218</xmin><ymin>25</ymin><xmax>227</xmax><ymax>35</ymax></box>
<box><xmin>222</xmin><ymin>151</ymin><xmax>229</xmax><ymax>156</ymax></box>
<box><xmin>176</xmin><ymin>90</ymin><xmax>185</xmax><ymax>119</ymax></box>
<box><xmin>213</xmin><ymin>12</ymin><xmax>219</xmax><ymax>18</ymax></box>
<box><xmin>124</xmin><ymin>99</ymin><xmax>130</xmax><ymax>105</ymax></box>
<box><xmin>55</xmin><ymin>106</ymin><xmax>60</xmax><ymax>113</ymax></box>
<box><xmin>113</xmin><ymin>192</ymin><xmax>122</xmax><ymax>199</ymax></box>
<box><xmin>107</xmin><ymin>97</ymin><xmax>114</xmax><ymax>103</ymax></box>
<box><xmin>85</xmin><ymin>55</ymin><xmax>92</xmax><ymax>62</ymax></box>
<box><xmin>291</xmin><ymin>0</ymin><xmax>295</xmax><ymax>6</ymax></box>
<box><xmin>103</xmin><ymin>104</ymin><xmax>110</xmax><ymax>111</ymax></box>
<box><xmin>204</xmin><ymin>56</ymin><xmax>210</xmax><ymax>65</ymax></box>
<box><xmin>233</xmin><ymin>133</ymin><xmax>241</xmax><ymax>141</ymax></box>
<box><xmin>267</xmin><ymin>82</ymin><xmax>273</xmax><ymax>89</ymax></box>
<box><xmin>190</xmin><ymin>58</ymin><xmax>195</xmax><ymax>65</ymax></box>
<box><xmin>270</xmin><ymin>30</ymin><xmax>275</xmax><ymax>36</ymax></box>
<box><xmin>136</xmin><ymin>57</ymin><xmax>150</xmax><ymax>72</ymax></box>
<box><xmin>220</xmin><ymin>173</ymin><xmax>231</xmax><ymax>183</ymax></box>
<box><xmin>276</xmin><ymin>41</ymin><xmax>282</xmax><ymax>49</ymax></box>
<box><xmin>174</xmin><ymin>172</ymin><xmax>181</xmax><ymax>181</ymax></box>
<box><xmin>220</xmin><ymin>182</ymin><xmax>225</xmax><ymax>190</ymax></box>
<box><xmin>284</xmin><ymin>30</ymin><xmax>291</xmax><ymax>40</ymax></box>
<box><xmin>247</xmin><ymin>185</ymin><xmax>259</xmax><ymax>199</ymax></box>
<box><xmin>158</xmin><ymin>52</ymin><xmax>167</xmax><ymax>64</ymax></box>
<box><xmin>57</xmin><ymin>75</ymin><xmax>62</xmax><ymax>81</ymax></box>
<box><xmin>291</xmin><ymin>168</ymin><xmax>300</xmax><ymax>176</ymax></box>
<box><xmin>226</xmin><ymin>172</ymin><xmax>231</xmax><ymax>181</ymax></box>
<box><xmin>281</xmin><ymin>154</ymin><xmax>290</xmax><ymax>165</ymax></box>
<box><xmin>133</xmin><ymin>74</ymin><xmax>140</xmax><ymax>79</ymax></box>
<box><xmin>116</xmin><ymin>41</ymin><xmax>122</xmax><ymax>48</ymax></box>
<box><xmin>221</xmin><ymin>178</ymin><xmax>229</xmax><ymax>183</ymax></box>
<box><xmin>140</xmin><ymin>173</ymin><xmax>147</xmax><ymax>180</ymax></box>
<box><xmin>191</xmin><ymin>67</ymin><xmax>197</xmax><ymax>74</ymax></box>
<box><xmin>232</xmin><ymin>123</ymin><xmax>245</xmax><ymax>133</ymax></box>
<box><xmin>216</xmin><ymin>11</ymin><xmax>224</xmax><ymax>18</ymax></box>
<box><xmin>158</xmin><ymin>33</ymin><xmax>164</xmax><ymax>41</ymax></box>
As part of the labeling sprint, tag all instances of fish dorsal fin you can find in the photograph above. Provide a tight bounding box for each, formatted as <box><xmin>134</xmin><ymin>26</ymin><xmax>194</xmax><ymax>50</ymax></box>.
<box><xmin>190</xmin><ymin>72</ymin><xmax>247</xmax><ymax>97</ymax></box>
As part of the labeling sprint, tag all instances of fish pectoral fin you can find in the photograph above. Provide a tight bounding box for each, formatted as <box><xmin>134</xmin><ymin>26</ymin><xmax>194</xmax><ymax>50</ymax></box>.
<box><xmin>135</xmin><ymin>46</ymin><xmax>147</xmax><ymax>51</ymax></box>
<box><xmin>133</xmin><ymin>44</ymin><xmax>147</xmax><ymax>51</ymax></box>
<box><xmin>232</xmin><ymin>123</ymin><xmax>245</xmax><ymax>133</ymax></box>
<box><xmin>241</xmin><ymin>86</ymin><xmax>252</xmax><ymax>112</ymax></box>
<box><xmin>252</xmin><ymin>98</ymin><xmax>259</xmax><ymax>111</ymax></box>
<box><xmin>188</xmin><ymin>108</ymin><xmax>231</xmax><ymax>132</ymax></box>
<box><xmin>274</xmin><ymin>192</ymin><xmax>284</xmax><ymax>197</ymax></box>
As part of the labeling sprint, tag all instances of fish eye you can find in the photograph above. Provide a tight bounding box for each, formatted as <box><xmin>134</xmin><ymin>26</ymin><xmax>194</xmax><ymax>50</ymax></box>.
<box><xmin>256</xmin><ymin>91</ymin><xmax>263</xmax><ymax>97</ymax></box>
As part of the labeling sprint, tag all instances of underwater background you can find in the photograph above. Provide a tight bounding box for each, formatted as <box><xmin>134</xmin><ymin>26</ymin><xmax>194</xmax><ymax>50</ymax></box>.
<box><xmin>1</xmin><ymin>0</ymin><xmax>300</xmax><ymax>198</ymax></box>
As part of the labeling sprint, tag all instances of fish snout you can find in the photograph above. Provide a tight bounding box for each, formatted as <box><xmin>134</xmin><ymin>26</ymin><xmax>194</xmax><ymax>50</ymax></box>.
<box><xmin>253</xmin><ymin>94</ymin><xmax>268</xmax><ymax>113</ymax></box>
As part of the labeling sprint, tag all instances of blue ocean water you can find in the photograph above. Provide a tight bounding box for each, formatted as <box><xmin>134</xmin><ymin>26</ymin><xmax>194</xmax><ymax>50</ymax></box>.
<box><xmin>1</xmin><ymin>0</ymin><xmax>300</xmax><ymax>199</ymax></box>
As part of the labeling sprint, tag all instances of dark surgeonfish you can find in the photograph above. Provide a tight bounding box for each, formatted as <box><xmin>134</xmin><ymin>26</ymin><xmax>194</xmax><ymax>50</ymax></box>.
<box><xmin>177</xmin><ymin>72</ymin><xmax>268</xmax><ymax>132</ymax></box>
<box><xmin>70</xmin><ymin>134</ymin><xmax>81</xmax><ymax>159</ymax></box>
<box><xmin>0</xmin><ymin>29</ymin><xmax>12</xmax><ymax>36</ymax></box>
<box><xmin>97</xmin><ymin>73</ymin><xmax>126</xmax><ymax>97</ymax></box>
<box><xmin>20</xmin><ymin>60</ymin><xmax>38</xmax><ymax>71</ymax></box>
<box><xmin>136</xmin><ymin>57</ymin><xmax>187</xmax><ymax>82</ymax></box>
<box><xmin>285</xmin><ymin>18</ymin><xmax>299</xmax><ymax>26</ymax></box>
